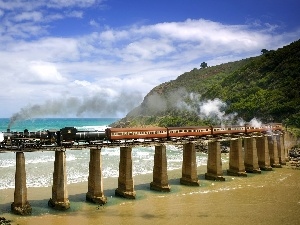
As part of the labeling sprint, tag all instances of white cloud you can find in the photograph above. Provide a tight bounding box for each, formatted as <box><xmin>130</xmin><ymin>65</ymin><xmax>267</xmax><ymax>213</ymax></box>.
<box><xmin>0</xmin><ymin>16</ymin><xmax>299</xmax><ymax>117</ymax></box>
<box><xmin>89</xmin><ymin>19</ymin><xmax>99</xmax><ymax>27</ymax></box>
<box><xmin>28</xmin><ymin>61</ymin><xmax>67</xmax><ymax>84</ymax></box>
<box><xmin>66</xmin><ymin>10</ymin><xmax>84</xmax><ymax>18</ymax></box>
<box><xmin>46</xmin><ymin>0</ymin><xmax>98</xmax><ymax>8</ymax></box>
<box><xmin>13</xmin><ymin>11</ymin><xmax>43</xmax><ymax>22</ymax></box>
<box><xmin>10</xmin><ymin>37</ymin><xmax>80</xmax><ymax>61</ymax></box>
<box><xmin>0</xmin><ymin>0</ymin><xmax>103</xmax><ymax>38</ymax></box>
<box><xmin>122</xmin><ymin>38</ymin><xmax>174</xmax><ymax>61</ymax></box>
<box><xmin>0</xmin><ymin>0</ymin><xmax>100</xmax><ymax>11</ymax></box>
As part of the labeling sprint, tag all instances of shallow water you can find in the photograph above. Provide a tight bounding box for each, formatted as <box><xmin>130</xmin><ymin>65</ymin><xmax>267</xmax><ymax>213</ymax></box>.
<box><xmin>1</xmin><ymin>118</ymin><xmax>299</xmax><ymax>224</ymax></box>
<box><xmin>1</xmin><ymin>164</ymin><xmax>300</xmax><ymax>225</ymax></box>
<box><xmin>0</xmin><ymin>146</ymin><xmax>212</xmax><ymax>190</ymax></box>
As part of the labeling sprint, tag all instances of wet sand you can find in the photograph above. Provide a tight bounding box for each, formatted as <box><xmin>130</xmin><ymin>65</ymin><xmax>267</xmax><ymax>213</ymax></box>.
<box><xmin>1</xmin><ymin>163</ymin><xmax>300</xmax><ymax>225</ymax></box>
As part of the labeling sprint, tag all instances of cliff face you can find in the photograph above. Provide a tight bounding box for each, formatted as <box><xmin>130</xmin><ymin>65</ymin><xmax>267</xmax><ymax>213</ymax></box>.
<box><xmin>112</xmin><ymin>39</ymin><xmax>300</xmax><ymax>128</ymax></box>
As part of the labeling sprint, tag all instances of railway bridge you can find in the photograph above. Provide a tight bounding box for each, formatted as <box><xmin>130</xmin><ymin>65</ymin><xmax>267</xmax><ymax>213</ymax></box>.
<box><xmin>3</xmin><ymin>130</ymin><xmax>296</xmax><ymax>215</ymax></box>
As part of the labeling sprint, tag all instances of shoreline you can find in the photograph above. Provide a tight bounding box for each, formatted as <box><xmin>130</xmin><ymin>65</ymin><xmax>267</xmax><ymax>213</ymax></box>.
<box><xmin>1</xmin><ymin>162</ymin><xmax>300</xmax><ymax>225</ymax></box>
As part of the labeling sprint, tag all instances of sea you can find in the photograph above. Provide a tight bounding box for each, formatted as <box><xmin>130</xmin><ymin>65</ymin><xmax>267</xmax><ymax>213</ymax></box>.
<box><xmin>0</xmin><ymin>118</ymin><xmax>210</xmax><ymax>190</ymax></box>
<box><xmin>2</xmin><ymin>118</ymin><xmax>300</xmax><ymax>225</ymax></box>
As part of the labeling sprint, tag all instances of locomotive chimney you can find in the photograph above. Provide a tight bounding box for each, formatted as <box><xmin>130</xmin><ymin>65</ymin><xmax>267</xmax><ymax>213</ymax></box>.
<box><xmin>7</xmin><ymin>128</ymin><xmax>10</xmax><ymax>132</ymax></box>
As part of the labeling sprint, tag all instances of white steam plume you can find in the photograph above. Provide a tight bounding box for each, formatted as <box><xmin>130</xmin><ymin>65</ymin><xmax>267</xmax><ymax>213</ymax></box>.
<box><xmin>198</xmin><ymin>98</ymin><xmax>237</xmax><ymax>125</ymax></box>
<box><xmin>8</xmin><ymin>92</ymin><xmax>143</xmax><ymax>129</ymax></box>
<box><xmin>249</xmin><ymin>117</ymin><xmax>263</xmax><ymax>127</ymax></box>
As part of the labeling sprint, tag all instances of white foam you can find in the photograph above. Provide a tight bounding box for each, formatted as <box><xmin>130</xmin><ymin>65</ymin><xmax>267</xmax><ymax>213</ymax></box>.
<box><xmin>26</xmin><ymin>156</ymin><xmax>54</xmax><ymax>165</ymax></box>
<box><xmin>0</xmin><ymin>159</ymin><xmax>15</xmax><ymax>168</ymax></box>
<box><xmin>0</xmin><ymin>144</ymin><xmax>210</xmax><ymax>189</ymax></box>
<box><xmin>0</xmin><ymin>132</ymin><xmax>3</xmax><ymax>142</ymax></box>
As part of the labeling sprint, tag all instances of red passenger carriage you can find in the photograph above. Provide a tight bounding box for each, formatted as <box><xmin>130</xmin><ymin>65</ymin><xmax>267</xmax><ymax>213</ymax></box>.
<box><xmin>167</xmin><ymin>126</ymin><xmax>212</xmax><ymax>140</ymax></box>
<box><xmin>212</xmin><ymin>125</ymin><xmax>246</xmax><ymax>136</ymax></box>
<box><xmin>105</xmin><ymin>127</ymin><xmax>168</xmax><ymax>141</ymax></box>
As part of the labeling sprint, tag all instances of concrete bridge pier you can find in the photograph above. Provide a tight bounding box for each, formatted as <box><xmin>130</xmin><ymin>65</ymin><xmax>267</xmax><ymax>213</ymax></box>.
<box><xmin>115</xmin><ymin>147</ymin><xmax>136</xmax><ymax>199</ymax></box>
<box><xmin>11</xmin><ymin>152</ymin><xmax>32</xmax><ymax>215</ymax></box>
<box><xmin>48</xmin><ymin>150</ymin><xmax>70</xmax><ymax>210</ymax></box>
<box><xmin>256</xmin><ymin>136</ymin><xmax>272</xmax><ymax>171</ymax></box>
<box><xmin>276</xmin><ymin>134</ymin><xmax>286</xmax><ymax>165</ymax></box>
<box><xmin>268</xmin><ymin>135</ymin><xmax>282</xmax><ymax>168</ymax></box>
<box><xmin>284</xmin><ymin>131</ymin><xmax>297</xmax><ymax>161</ymax></box>
<box><xmin>150</xmin><ymin>145</ymin><xmax>171</xmax><ymax>191</ymax></box>
<box><xmin>86</xmin><ymin>148</ymin><xmax>107</xmax><ymax>204</ymax></box>
<box><xmin>180</xmin><ymin>142</ymin><xmax>200</xmax><ymax>186</ymax></box>
<box><xmin>227</xmin><ymin>138</ymin><xmax>247</xmax><ymax>177</ymax></box>
<box><xmin>205</xmin><ymin>140</ymin><xmax>225</xmax><ymax>181</ymax></box>
<box><xmin>244</xmin><ymin>137</ymin><xmax>261</xmax><ymax>173</ymax></box>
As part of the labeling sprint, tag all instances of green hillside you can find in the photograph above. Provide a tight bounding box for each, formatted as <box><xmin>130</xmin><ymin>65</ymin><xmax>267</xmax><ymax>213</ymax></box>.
<box><xmin>112</xmin><ymin>39</ymin><xmax>300</xmax><ymax>128</ymax></box>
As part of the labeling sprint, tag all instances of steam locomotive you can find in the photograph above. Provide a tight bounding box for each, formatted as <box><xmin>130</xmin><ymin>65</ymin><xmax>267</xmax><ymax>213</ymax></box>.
<box><xmin>0</xmin><ymin>123</ymin><xmax>283</xmax><ymax>150</ymax></box>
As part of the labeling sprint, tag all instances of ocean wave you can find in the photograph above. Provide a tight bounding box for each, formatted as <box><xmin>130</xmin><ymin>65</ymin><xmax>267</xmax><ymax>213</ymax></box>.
<box><xmin>0</xmin><ymin>159</ymin><xmax>15</xmax><ymax>168</ymax></box>
<box><xmin>0</xmin><ymin>144</ymin><xmax>210</xmax><ymax>189</ymax></box>
<box><xmin>26</xmin><ymin>156</ymin><xmax>55</xmax><ymax>165</ymax></box>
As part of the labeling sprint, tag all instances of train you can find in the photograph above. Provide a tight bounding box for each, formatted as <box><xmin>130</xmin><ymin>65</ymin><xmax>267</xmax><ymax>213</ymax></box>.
<box><xmin>106</xmin><ymin>123</ymin><xmax>283</xmax><ymax>141</ymax></box>
<box><xmin>0</xmin><ymin>123</ymin><xmax>283</xmax><ymax>150</ymax></box>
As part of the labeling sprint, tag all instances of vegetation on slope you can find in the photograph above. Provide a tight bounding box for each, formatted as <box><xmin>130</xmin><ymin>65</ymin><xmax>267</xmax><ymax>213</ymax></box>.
<box><xmin>112</xmin><ymin>39</ymin><xmax>300</xmax><ymax>129</ymax></box>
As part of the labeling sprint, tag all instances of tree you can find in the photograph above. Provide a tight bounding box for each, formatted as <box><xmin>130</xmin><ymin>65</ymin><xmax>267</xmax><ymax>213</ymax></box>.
<box><xmin>200</xmin><ymin>62</ymin><xmax>208</xmax><ymax>69</ymax></box>
<box><xmin>261</xmin><ymin>49</ymin><xmax>269</xmax><ymax>54</ymax></box>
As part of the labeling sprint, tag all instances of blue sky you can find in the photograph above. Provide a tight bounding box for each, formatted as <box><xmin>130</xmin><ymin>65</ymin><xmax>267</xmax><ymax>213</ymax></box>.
<box><xmin>0</xmin><ymin>0</ymin><xmax>299</xmax><ymax>118</ymax></box>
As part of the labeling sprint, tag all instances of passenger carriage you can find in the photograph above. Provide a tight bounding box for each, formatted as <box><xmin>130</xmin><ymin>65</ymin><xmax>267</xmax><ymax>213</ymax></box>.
<box><xmin>212</xmin><ymin>125</ymin><xmax>246</xmax><ymax>136</ymax></box>
<box><xmin>268</xmin><ymin>123</ymin><xmax>283</xmax><ymax>132</ymax></box>
<box><xmin>245</xmin><ymin>124</ymin><xmax>269</xmax><ymax>133</ymax></box>
<box><xmin>167</xmin><ymin>126</ymin><xmax>212</xmax><ymax>140</ymax></box>
<box><xmin>105</xmin><ymin>127</ymin><xmax>168</xmax><ymax>141</ymax></box>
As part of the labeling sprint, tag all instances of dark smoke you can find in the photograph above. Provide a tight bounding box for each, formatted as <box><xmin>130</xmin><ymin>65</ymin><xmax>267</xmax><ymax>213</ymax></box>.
<box><xmin>8</xmin><ymin>92</ymin><xmax>143</xmax><ymax>129</ymax></box>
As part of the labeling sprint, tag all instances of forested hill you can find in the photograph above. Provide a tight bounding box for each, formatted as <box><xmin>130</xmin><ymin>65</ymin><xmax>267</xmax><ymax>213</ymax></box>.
<box><xmin>112</xmin><ymin>39</ymin><xmax>300</xmax><ymax>128</ymax></box>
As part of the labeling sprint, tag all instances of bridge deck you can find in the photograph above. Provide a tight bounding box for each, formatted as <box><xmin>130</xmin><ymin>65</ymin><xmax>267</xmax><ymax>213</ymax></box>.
<box><xmin>0</xmin><ymin>132</ymin><xmax>279</xmax><ymax>152</ymax></box>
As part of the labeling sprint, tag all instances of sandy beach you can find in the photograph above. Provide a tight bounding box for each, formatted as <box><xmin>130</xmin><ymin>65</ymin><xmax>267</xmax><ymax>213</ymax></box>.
<box><xmin>1</xmin><ymin>161</ymin><xmax>300</xmax><ymax>225</ymax></box>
